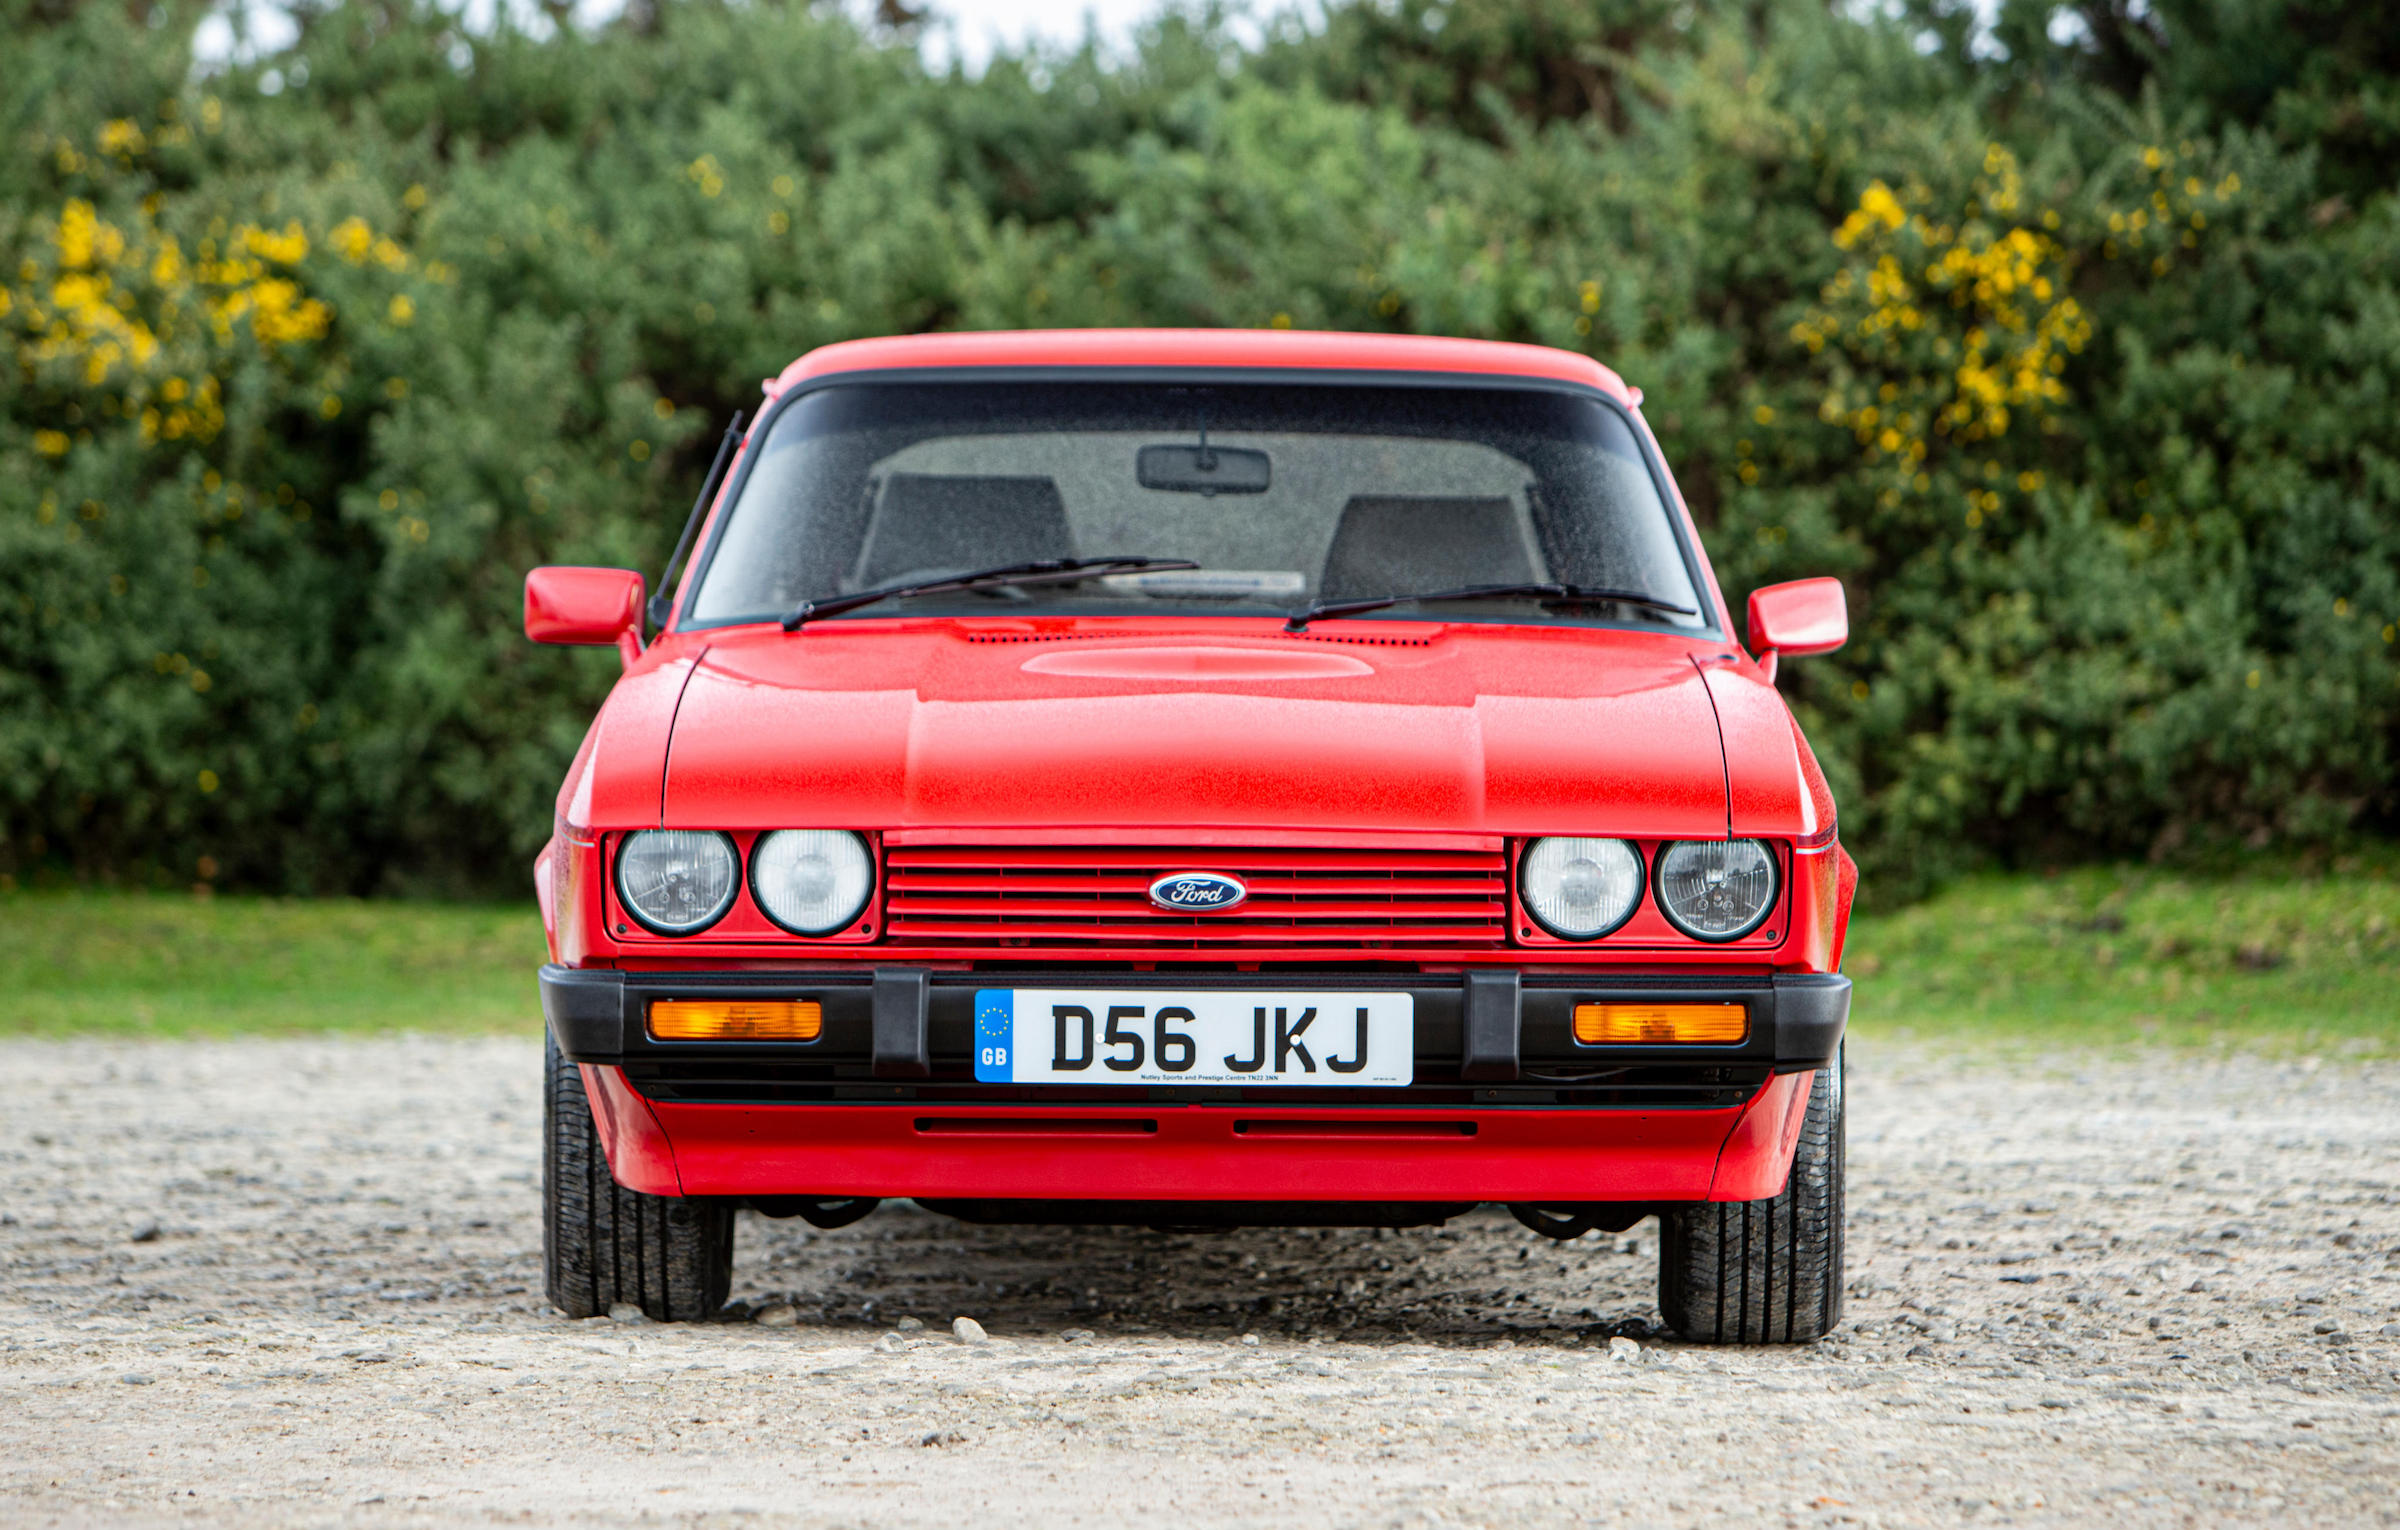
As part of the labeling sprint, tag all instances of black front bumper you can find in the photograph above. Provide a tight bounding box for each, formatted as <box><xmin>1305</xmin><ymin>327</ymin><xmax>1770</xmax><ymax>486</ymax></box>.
<box><xmin>542</xmin><ymin>964</ymin><xmax>1847</xmax><ymax>1108</ymax></box>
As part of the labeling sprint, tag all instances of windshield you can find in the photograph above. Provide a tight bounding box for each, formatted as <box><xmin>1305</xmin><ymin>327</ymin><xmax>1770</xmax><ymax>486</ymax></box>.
<box><xmin>682</xmin><ymin>379</ymin><xmax>1710</xmax><ymax>631</ymax></box>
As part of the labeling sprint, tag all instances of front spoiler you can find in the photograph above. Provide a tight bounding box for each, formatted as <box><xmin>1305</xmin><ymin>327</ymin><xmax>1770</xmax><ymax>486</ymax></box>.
<box><xmin>576</xmin><ymin>1064</ymin><xmax>1820</xmax><ymax>1205</ymax></box>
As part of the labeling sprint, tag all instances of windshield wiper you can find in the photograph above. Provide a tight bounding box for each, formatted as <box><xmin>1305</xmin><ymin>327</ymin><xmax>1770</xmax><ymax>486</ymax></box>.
<box><xmin>1283</xmin><ymin>581</ymin><xmax>1697</xmax><ymax>632</ymax></box>
<box><xmin>783</xmin><ymin>556</ymin><xmax>1200</xmax><ymax>631</ymax></box>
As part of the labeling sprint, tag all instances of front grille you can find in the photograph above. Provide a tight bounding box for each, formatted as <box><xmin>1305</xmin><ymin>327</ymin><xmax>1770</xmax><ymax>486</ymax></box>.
<box><xmin>882</xmin><ymin>845</ymin><xmax>1509</xmax><ymax>947</ymax></box>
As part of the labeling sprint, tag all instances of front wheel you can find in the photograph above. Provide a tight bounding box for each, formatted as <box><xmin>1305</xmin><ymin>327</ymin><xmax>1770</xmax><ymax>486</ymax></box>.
<box><xmin>543</xmin><ymin>1033</ymin><xmax>733</xmax><ymax>1321</ymax></box>
<box><xmin>1657</xmin><ymin>1046</ymin><xmax>1845</xmax><ymax>1344</ymax></box>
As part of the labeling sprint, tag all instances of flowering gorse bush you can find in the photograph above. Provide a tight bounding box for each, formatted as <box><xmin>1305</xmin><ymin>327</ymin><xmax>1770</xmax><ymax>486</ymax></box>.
<box><xmin>3</xmin><ymin>0</ymin><xmax>2394</xmax><ymax>896</ymax></box>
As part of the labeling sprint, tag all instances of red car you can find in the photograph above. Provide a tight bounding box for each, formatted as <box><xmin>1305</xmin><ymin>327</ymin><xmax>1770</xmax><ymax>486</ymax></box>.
<box><xmin>526</xmin><ymin>329</ymin><xmax>1857</xmax><ymax>1343</ymax></box>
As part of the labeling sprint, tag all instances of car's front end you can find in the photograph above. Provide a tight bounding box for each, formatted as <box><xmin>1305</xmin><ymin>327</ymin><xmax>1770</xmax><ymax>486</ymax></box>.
<box><xmin>526</xmin><ymin>329</ymin><xmax>1858</xmax><ymax>1339</ymax></box>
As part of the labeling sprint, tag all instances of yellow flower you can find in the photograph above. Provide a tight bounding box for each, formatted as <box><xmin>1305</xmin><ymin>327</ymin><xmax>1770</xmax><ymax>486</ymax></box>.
<box><xmin>241</xmin><ymin>222</ymin><xmax>310</xmax><ymax>265</ymax></box>
<box><xmin>34</xmin><ymin>429</ymin><xmax>70</xmax><ymax>456</ymax></box>
<box><xmin>330</xmin><ymin>217</ymin><xmax>375</xmax><ymax>263</ymax></box>
<box><xmin>388</xmin><ymin>293</ymin><xmax>415</xmax><ymax>325</ymax></box>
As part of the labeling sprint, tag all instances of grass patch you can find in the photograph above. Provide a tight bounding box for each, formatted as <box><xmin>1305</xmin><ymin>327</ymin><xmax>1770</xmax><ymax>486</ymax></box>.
<box><xmin>0</xmin><ymin>892</ymin><xmax>545</xmax><ymax>1037</ymax></box>
<box><xmin>1846</xmin><ymin>851</ymin><xmax>2400</xmax><ymax>1054</ymax></box>
<box><xmin>4</xmin><ymin>855</ymin><xmax>2395</xmax><ymax>1049</ymax></box>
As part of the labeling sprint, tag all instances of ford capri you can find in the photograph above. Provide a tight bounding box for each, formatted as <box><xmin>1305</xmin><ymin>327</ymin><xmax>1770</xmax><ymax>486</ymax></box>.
<box><xmin>526</xmin><ymin>328</ymin><xmax>1856</xmax><ymax>1342</ymax></box>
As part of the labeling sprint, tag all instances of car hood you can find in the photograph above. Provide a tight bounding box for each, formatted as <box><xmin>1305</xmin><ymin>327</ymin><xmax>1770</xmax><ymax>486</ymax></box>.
<box><xmin>636</xmin><ymin>620</ymin><xmax>1809</xmax><ymax>841</ymax></box>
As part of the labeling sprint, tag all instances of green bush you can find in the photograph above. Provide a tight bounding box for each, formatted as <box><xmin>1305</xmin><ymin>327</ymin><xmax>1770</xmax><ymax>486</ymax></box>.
<box><xmin>3</xmin><ymin>0</ymin><xmax>2394</xmax><ymax>899</ymax></box>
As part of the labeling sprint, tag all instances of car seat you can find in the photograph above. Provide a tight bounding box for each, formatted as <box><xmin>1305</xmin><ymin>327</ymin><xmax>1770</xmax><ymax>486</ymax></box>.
<box><xmin>853</xmin><ymin>473</ymin><xmax>1075</xmax><ymax>587</ymax></box>
<box><xmin>1317</xmin><ymin>495</ymin><xmax>1539</xmax><ymax>599</ymax></box>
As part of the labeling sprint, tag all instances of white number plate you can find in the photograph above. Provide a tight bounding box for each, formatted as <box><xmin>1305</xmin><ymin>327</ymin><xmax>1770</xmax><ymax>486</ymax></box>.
<box><xmin>974</xmin><ymin>990</ymin><xmax>1414</xmax><ymax>1087</ymax></box>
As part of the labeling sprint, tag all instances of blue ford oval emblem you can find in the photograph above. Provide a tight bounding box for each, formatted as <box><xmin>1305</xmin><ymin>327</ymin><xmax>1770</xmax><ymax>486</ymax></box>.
<box><xmin>1148</xmin><ymin>871</ymin><xmax>1248</xmax><ymax>913</ymax></box>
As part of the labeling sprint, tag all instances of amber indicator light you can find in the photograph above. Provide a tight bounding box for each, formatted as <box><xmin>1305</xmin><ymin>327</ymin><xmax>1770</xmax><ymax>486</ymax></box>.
<box><xmin>648</xmin><ymin>999</ymin><xmax>823</xmax><ymax>1042</ymax></box>
<box><xmin>1572</xmin><ymin>1002</ymin><xmax>1747</xmax><ymax>1045</ymax></box>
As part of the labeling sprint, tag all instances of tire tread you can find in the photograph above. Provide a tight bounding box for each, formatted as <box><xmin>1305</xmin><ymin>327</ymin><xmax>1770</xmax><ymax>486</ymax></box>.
<box><xmin>1658</xmin><ymin>1049</ymin><xmax>1845</xmax><ymax>1344</ymax></box>
<box><xmin>543</xmin><ymin>1035</ymin><xmax>732</xmax><ymax>1321</ymax></box>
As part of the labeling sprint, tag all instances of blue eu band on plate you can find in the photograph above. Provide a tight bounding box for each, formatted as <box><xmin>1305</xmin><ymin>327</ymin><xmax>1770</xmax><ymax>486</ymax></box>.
<box><xmin>974</xmin><ymin>990</ymin><xmax>1414</xmax><ymax>1087</ymax></box>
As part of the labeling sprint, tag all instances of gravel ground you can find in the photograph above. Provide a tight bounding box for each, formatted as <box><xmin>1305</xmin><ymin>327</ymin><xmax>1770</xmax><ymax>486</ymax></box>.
<box><xmin>1</xmin><ymin>1035</ymin><xmax>2395</xmax><ymax>1529</ymax></box>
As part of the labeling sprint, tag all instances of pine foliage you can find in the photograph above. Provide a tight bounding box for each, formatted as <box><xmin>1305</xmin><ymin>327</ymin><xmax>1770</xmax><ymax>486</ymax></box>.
<box><xmin>4</xmin><ymin>0</ymin><xmax>2394</xmax><ymax>896</ymax></box>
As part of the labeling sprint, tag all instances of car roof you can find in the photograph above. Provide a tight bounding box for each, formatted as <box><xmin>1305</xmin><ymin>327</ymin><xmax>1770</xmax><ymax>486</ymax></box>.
<box><xmin>767</xmin><ymin>328</ymin><xmax>1633</xmax><ymax>403</ymax></box>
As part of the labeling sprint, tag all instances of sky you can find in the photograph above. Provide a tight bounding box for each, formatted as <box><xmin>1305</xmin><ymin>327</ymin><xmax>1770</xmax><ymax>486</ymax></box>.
<box><xmin>194</xmin><ymin>0</ymin><xmax>1212</xmax><ymax>74</ymax></box>
<box><xmin>921</xmin><ymin>0</ymin><xmax>1189</xmax><ymax>70</ymax></box>
<box><xmin>193</xmin><ymin>0</ymin><xmax>2021</xmax><ymax>79</ymax></box>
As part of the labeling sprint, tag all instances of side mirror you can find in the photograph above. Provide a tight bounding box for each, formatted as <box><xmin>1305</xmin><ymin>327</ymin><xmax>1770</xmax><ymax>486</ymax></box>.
<box><xmin>1746</xmin><ymin>577</ymin><xmax>1847</xmax><ymax>682</ymax></box>
<box><xmin>526</xmin><ymin>566</ymin><xmax>645</xmax><ymax>664</ymax></box>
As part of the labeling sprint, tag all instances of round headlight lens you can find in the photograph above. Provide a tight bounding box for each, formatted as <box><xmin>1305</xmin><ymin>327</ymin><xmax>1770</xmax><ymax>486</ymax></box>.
<box><xmin>750</xmin><ymin>829</ymin><xmax>875</xmax><ymax>935</ymax></box>
<box><xmin>1519</xmin><ymin>837</ymin><xmax>1644</xmax><ymax>940</ymax></box>
<box><xmin>615</xmin><ymin>830</ymin><xmax>740</xmax><ymax>936</ymax></box>
<box><xmin>1655</xmin><ymin>839</ymin><xmax>1779</xmax><ymax>941</ymax></box>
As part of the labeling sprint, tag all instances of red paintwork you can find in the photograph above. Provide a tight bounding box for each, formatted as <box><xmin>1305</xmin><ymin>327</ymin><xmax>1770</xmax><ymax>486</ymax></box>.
<box><xmin>1705</xmin><ymin>1073</ymin><xmax>1814</xmax><ymax>1202</ymax></box>
<box><xmin>525</xmin><ymin>566</ymin><xmax>644</xmax><ymax>647</ymax></box>
<box><xmin>662</xmin><ymin>621</ymin><xmax>1734</xmax><ymax>841</ymax></box>
<box><xmin>529</xmin><ymin>329</ymin><xmax>1855</xmax><ymax>1209</ymax></box>
<box><xmin>1747</xmin><ymin>576</ymin><xmax>1849</xmax><ymax>660</ymax></box>
<box><xmin>768</xmin><ymin>328</ymin><xmax>1635</xmax><ymax>403</ymax></box>
<box><xmin>588</xmin><ymin>1074</ymin><xmax>1807</xmax><ymax>1205</ymax></box>
<box><xmin>581</xmin><ymin>1065</ymin><xmax>683</xmax><ymax>1195</ymax></box>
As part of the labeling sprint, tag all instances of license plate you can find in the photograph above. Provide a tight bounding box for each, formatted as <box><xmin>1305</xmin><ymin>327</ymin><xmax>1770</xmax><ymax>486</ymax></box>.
<box><xmin>974</xmin><ymin>990</ymin><xmax>1413</xmax><ymax>1087</ymax></box>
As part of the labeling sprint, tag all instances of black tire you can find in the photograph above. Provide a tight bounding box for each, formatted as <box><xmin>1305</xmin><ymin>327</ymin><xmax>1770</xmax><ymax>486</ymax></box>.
<box><xmin>543</xmin><ymin>1033</ymin><xmax>733</xmax><ymax>1321</ymax></box>
<box><xmin>1657</xmin><ymin>1046</ymin><xmax>1845</xmax><ymax>1344</ymax></box>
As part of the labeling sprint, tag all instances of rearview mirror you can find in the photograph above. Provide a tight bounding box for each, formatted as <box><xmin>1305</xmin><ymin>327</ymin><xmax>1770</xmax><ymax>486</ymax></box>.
<box><xmin>526</xmin><ymin>566</ymin><xmax>645</xmax><ymax>660</ymax></box>
<box><xmin>1137</xmin><ymin>444</ymin><xmax>1271</xmax><ymax>494</ymax></box>
<box><xmin>1746</xmin><ymin>577</ymin><xmax>1846</xmax><ymax>682</ymax></box>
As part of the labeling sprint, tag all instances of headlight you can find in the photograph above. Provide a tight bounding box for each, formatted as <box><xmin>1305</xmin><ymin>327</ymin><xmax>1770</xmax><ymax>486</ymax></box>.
<box><xmin>749</xmin><ymin>829</ymin><xmax>875</xmax><ymax>935</ymax></box>
<box><xmin>1655</xmin><ymin>839</ymin><xmax>1779</xmax><ymax>941</ymax></box>
<box><xmin>615</xmin><ymin>830</ymin><xmax>740</xmax><ymax>936</ymax></box>
<box><xmin>1519</xmin><ymin>837</ymin><xmax>1644</xmax><ymax>940</ymax></box>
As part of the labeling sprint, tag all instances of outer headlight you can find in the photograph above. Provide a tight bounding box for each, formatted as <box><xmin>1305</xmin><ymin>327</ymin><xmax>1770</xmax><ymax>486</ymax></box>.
<box><xmin>1655</xmin><ymin>839</ymin><xmax>1779</xmax><ymax>941</ymax></box>
<box><xmin>1519</xmin><ymin>837</ymin><xmax>1644</xmax><ymax>940</ymax></box>
<box><xmin>615</xmin><ymin>830</ymin><xmax>740</xmax><ymax>936</ymax></box>
<box><xmin>750</xmin><ymin>829</ymin><xmax>875</xmax><ymax>936</ymax></box>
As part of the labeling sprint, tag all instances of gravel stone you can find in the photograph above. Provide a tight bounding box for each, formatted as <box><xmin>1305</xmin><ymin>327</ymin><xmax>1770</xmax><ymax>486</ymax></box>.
<box><xmin>1</xmin><ymin>1034</ymin><xmax>2395</xmax><ymax>1528</ymax></box>
<box><xmin>752</xmin><ymin>1303</ymin><xmax>798</xmax><ymax>1328</ymax></box>
<box><xmin>951</xmin><ymin>1315</ymin><xmax>989</xmax><ymax>1343</ymax></box>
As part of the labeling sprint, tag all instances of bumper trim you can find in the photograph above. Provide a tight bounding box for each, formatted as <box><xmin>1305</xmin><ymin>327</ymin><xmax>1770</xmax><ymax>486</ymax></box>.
<box><xmin>871</xmin><ymin>967</ymin><xmax>931</xmax><ymax>1079</ymax></box>
<box><xmin>542</xmin><ymin>963</ymin><xmax>1848</xmax><ymax>1080</ymax></box>
<box><xmin>1459</xmin><ymin>968</ymin><xmax>1523</xmax><ymax>1081</ymax></box>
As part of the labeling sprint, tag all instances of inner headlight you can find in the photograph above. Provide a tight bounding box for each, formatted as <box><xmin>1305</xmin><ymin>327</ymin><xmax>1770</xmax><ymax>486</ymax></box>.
<box><xmin>1655</xmin><ymin>839</ymin><xmax>1779</xmax><ymax>941</ymax></box>
<box><xmin>615</xmin><ymin>830</ymin><xmax>740</xmax><ymax>936</ymax></box>
<box><xmin>749</xmin><ymin>829</ymin><xmax>875</xmax><ymax>935</ymax></box>
<box><xmin>1519</xmin><ymin>837</ymin><xmax>1644</xmax><ymax>940</ymax></box>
